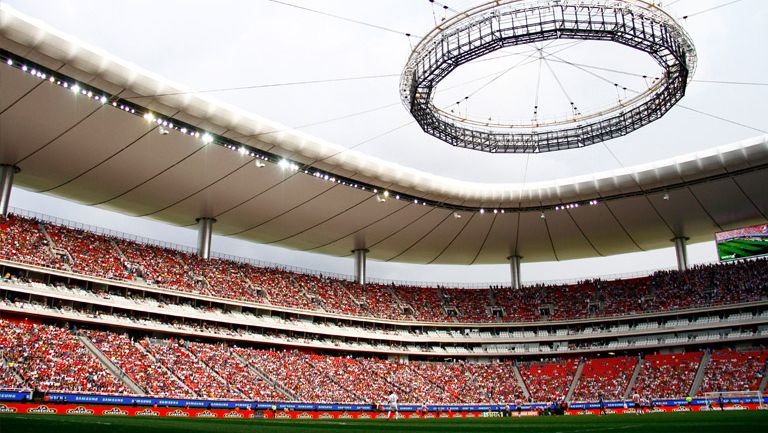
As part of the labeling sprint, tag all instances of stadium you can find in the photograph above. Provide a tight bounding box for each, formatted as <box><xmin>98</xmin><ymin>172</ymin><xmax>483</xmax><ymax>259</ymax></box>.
<box><xmin>0</xmin><ymin>1</ymin><xmax>766</xmax><ymax>432</ymax></box>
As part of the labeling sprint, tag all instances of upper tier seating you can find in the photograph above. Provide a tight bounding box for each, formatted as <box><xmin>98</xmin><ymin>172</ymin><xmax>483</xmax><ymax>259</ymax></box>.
<box><xmin>1</xmin><ymin>213</ymin><xmax>766</xmax><ymax>324</ymax></box>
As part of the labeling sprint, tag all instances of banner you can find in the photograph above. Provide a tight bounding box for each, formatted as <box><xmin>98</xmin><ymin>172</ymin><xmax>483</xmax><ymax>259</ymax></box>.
<box><xmin>0</xmin><ymin>402</ymin><xmax>765</xmax><ymax>419</ymax></box>
<box><xmin>2</xmin><ymin>392</ymin><xmax>766</xmax><ymax>413</ymax></box>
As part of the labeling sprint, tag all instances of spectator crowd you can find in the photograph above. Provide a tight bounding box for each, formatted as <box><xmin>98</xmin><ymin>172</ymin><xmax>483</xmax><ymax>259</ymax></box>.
<box><xmin>1</xmin><ymin>214</ymin><xmax>766</xmax><ymax>324</ymax></box>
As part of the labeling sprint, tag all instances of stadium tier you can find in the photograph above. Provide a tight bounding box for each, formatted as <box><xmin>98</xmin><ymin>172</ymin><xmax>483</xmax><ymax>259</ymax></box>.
<box><xmin>1</xmin><ymin>214</ymin><xmax>766</xmax><ymax>323</ymax></box>
<box><xmin>1</xmin><ymin>318</ymin><xmax>766</xmax><ymax>404</ymax></box>
<box><xmin>1</xmin><ymin>212</ymin><xmax>767</xmax><ymax>406</ymax></box>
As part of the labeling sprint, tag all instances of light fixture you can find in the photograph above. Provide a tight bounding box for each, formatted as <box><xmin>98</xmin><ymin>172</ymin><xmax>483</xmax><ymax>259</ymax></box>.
<box><xmin>158</xmin><ymin>126</ymin><xmax>170</xmax><ymax>135</ymax></box>
<box><xmin>453</xmin><ymin>212</ymin><xmax>462</xmax><ymax>219</ymax></box>
<box><xmin>201</xmin><ymin>133</ymin><xmax>214</xmax><ymax>144</ymax></box>
<box><xmin>663</xmin><ymin>193</ymin><xmax>670</xmax><ymax>200</ymax></box>
<box><xmin>255</xmin><ymin>160</ymin><xmax>266</xmax><ymax>168</ymax></box>
<box><xmin>540</xmin><ymin>212</ymin><xmax>545</xmax><ymax>219</ymax></box>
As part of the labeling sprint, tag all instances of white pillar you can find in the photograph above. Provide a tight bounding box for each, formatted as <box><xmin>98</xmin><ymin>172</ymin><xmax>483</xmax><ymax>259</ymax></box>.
<box><xmin>196</xmin><ymin>217</ymin><xmax>216</xmax><ymax>259</ymax></box>
<box><xmin>0</xmin><ymin>165</ymin><xmax>19</xmax><ymax>217</ymax></box>
<box><xmin>352</xmin><ymin>249</ymin><xmax>368</xmax><ymax>285</ymax></box>
<box><xmin>673</xmin><ymin>236</ymin><xmax>689</xmax><ymax>271</ymax></box>
<box><xmin>508</xmin><ymin>255</ymin><xmax>522</xmax><ymax>290</ymax></box>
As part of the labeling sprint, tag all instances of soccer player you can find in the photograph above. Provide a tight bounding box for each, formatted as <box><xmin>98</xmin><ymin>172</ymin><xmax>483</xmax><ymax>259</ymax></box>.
<box><xmin>514</xmin><ymin>396</ymin><xmax>523</xmax><ymax>417</ymax></box>
<box><xmin>632</xmin><ymin>391</ymin><xmax>641</xmax><ymax>415</ymax></box>
<box><xmin>387</xmin><ymin>391</ymin><xmax>400</xmax><ymax>420</ymax></box>
<box><xmin>598</xmin><ymin>393</ymin><xmax>607</xmax><ymax>416</ymax></box>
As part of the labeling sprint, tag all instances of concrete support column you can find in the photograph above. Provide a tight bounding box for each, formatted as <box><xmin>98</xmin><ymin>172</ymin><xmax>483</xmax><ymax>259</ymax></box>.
<box><xmin>352</xmin><ymin>249</ymin><xmax>368</xmax><ymax>285</ymax></box>
<box><xmin>196</xmin><ymin>217</ymin><xmax>216</xmax><ymax>259</ymax></box>
<box><xmin>508</xmin><ymin>255</ymin><xmax>522</xmax><ymax>290</ymax></box>
<box><xmin>673</xmin><ymin>236</ymin><xmax>689</xmax><ymax>271</ymax></box>
<box><xmin>0</xmin><ymin>165</ymin><xmax>20</xmax><ymax>217</ymax></box>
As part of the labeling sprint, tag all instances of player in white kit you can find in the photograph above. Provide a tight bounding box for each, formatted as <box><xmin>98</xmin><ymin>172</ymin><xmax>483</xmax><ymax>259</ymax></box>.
<box><xmin>387</xmin><ymin>391</ymin><xmax>400</xmax><ymax>420</ymax></box>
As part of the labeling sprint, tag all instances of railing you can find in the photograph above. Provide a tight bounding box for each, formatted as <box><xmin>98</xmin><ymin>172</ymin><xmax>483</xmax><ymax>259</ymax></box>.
<box><xmin>8</xmin><ymin>206</ymin><xmax>716</xmax><ymax>289</ymax></box>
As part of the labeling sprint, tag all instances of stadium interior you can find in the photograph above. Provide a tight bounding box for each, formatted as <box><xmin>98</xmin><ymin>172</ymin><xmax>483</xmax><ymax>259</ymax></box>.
<box><xmin>0</xmin><ymin>0</ymin><xmax>767</xmax><ymax>429</ymax></box>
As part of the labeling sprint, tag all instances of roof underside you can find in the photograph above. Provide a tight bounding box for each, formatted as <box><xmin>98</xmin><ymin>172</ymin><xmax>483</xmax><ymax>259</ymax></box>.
<box><xmin>1</xmin><ymin>6</ymin><xmax>767</xmax><ymax>265</ymax></box>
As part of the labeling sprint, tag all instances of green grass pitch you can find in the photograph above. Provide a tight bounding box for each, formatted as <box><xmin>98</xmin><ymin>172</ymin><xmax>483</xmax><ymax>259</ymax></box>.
<box><xmin>1</xmin><ymin>411</ymin><xmax>767</xmax><ymax>433</ymax></box>
<box><xmin>717</xmin><ymin>238</ymin><xmax>768</xmax><ymax>260</ymax></box>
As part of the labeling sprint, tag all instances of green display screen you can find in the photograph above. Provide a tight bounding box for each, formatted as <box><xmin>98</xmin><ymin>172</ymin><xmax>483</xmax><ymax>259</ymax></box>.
<box><xmin>716</xmin><ymin>224</ymin><xmax>768</xmax><ymax>261</ymax></box>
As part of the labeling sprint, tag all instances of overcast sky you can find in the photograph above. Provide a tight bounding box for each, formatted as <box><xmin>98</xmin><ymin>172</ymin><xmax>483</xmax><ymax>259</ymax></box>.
<box><xmin>3</xmin><ymin>0</ymin><xmax>767</xmax><ymax>284</ymax></box>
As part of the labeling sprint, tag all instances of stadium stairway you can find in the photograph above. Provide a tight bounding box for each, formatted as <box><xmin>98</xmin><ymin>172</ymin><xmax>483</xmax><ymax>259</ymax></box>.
<box><xmin>622</xmin><ymin>356</ymin><xmax>644</xmax><ymax>400</ymax></box>
<box><xmin>77</xmin><ymin>334</ymin><xmax>145</xmax><ymax>395</ymax></box>
<box><xmin>179</xmin><ymin>345</ymin><xmax>246</xmax><ymax>399</ymax></box>
<box><xmin>39</xmin><ymin>223</ymin><xmax>73</xmax><ymax>272</ymax></box>
<box><xmin>109</xmin><ymin>239</ymin><xmax>135</xmax><ymax>272</ymax></box>
<box><xmin>512</xmin><ymin>364</ymin><xmax>531</xmax><ymax>400</ymax></box>
<box><xmin>384</xmin><ymin>286</ymin><xmax>410</xmax><ymax>313</ymax></box>
<box><xmin>565</xmin><ymin>358</ymin><xmax>585</xmax><ymax>402</ymax></box>
<box><xmin>230</xmin><ymin>351</ymin><xmax>298</xmax><ymax>400</ymax></box>
<box><xmin>1</xmin><ymin>356</ymin><xmax>27</xmax><ymax>388</ymax></box>
<box><xmin>689</xmin><ymin>351</ymin><xmax>712</xmax><ymax>396</ymax></box>
<box><xmin>759</xmin><ymin>364</ymin><xmax>768</xmax><ymax>393</ymax></box>
<box><xmin>134</xmin><ymin>341</ymin><xmax>197</xmax><ymax>397</ymax></box>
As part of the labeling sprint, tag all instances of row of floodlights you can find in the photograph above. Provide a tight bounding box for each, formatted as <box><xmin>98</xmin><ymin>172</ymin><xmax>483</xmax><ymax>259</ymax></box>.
<box><xmin>554</xmin><ymin>199</ymin><xmax>599</xmax><ymax>210</ymax></box>
<box><xmin>5</xmin><ymin>54</ymin><xmax>611</xmax><ymax>217</ymax></box>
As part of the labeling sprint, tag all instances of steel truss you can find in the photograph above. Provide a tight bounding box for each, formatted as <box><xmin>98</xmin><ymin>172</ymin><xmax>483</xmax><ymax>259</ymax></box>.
<box><xmin>400</xmin><ymin>0</ymin><xmax>697</xmax><ymax>153</ymax></box>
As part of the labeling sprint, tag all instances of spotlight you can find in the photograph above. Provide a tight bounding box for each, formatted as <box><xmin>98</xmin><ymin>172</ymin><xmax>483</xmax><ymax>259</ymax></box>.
<box><xmin>663</xmin><ymin>193</ymin><xmax>670</xmax><ymax>200</ymax></box>
<box><xmin>255</xmin><ymin>161</ymin><xmax>266</xmax><ymax>168</ymax></box>
<box><xmin>201</xmin><ymin>133</ymin><xmax>214</xmax><ymax>144</ymax></box>
<box><xmin>158</xmin><ymin>127</ymin><xmax>170</xmax><ymax>135</ymax></box>
<box><xmin>540</xmin><ymin>212</ymin><xmax>545</xmax><ymax>219</ymax></box>
<box><xmin>453</xmin><ymin>212</ymin><xmax>462</xmax><ymax>219</ymax></box>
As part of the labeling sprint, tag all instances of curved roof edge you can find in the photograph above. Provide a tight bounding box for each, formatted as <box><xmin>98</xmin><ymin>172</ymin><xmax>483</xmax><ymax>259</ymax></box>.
<box><xmin>1</xmin><ymin>4</ymin><xmax>767</xmax><ymax>208</ymax></box>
